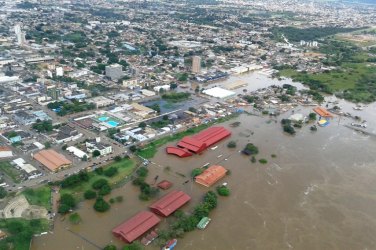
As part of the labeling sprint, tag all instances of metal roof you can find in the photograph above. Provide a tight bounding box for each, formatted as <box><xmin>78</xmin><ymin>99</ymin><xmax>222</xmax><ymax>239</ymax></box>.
<box><xmin>149</xmin><ymin>190</ymin><xmax>191</xmax><ymax>217</ymax></box>
<box><xmin>112</xmin><ymin>211</ymin><xmax>160</xmax><ymax>243</ymax></box>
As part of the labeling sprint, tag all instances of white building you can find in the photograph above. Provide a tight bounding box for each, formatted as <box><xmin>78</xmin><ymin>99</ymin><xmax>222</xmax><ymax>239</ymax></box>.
<box><xmin>87</xmin><ymin>96</ymin><xmax>115</xmax><ymax>108</ymax></box>
<box><xmin>86</xmin><ymin>138</ymin><xmax>113</xmax><ymax>156</ymax></box>
<box><xmin>123</xmin><ymin>79</ymin><xmax>138</xmax><ymax>88</ymax></box>
<box><xmin>67</xmin><ymin>146</ymin><xmax>89</xmax><ymax>159</ymax></box>
<box><xmin>56</xmin><ymin>67</ymin><xmax>64</xmax><ymax>76</ymax></box>
<box><xmin>12</xmin><ymin>158</ymin><xmax>37</xmax><ymax>174</ymax></box>
<box><xmin>105</xmin><ymin>64</ymin><xmax>123</xmax><ymax>81</ymax></box>
<box><xmin>0</xmin><ymin>146</ymin><xmax>13</xmax><ymax>158</ymax></box>
<box><xmin>140</xmin><ymin>89</ymin><xmax>156</xmax><ymax>97</ymax></box>
<box><xmin>153</xmin><ymin>85</ymin><xmax>170</xmax><ymax>92</ymax></box>
<box><xmin>202</xmin><ymin>87</ymin><xmax>236</xmax><ymax>99</ymax></box>
<box><xmin>14</xmin><ymin>24</ymin><xmax>26</xmax><ymax>46</ymax></box>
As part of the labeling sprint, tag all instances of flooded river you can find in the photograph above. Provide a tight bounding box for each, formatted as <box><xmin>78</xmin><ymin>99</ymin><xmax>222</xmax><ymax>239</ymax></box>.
<box><xmin>32</xmin><ymin>73</ymin><xmax>376</xmax><ymax>250</ymax></box>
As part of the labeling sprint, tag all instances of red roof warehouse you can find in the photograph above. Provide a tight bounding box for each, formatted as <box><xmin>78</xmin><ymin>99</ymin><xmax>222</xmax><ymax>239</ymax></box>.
<box><xmin>149</xmin><ymin>190</ymin><xmax>191</xmax><ymax>217</ymax></box>
<box><xmin>167</xmin><ymin>126</ymin><xmax>231</xmax><ymax>157</ymax></box>
<box><xmin>112</xmin><ymin>211</ymin><xmax>161</xmax><ymax>243</ymax></box>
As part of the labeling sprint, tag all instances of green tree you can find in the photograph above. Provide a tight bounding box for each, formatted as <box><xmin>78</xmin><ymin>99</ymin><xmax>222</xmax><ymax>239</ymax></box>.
<box><xmin>227</xmin><ymin>141</ymin><xmax>236</xmax><ymax>148</ymax></box>
<box><xmin>92</xmin><ymin>150</ymin><xmax>101</xmax><ymax>157</ymax></box>
<box><xmin>309</xmin><ymin>113</ymin><xmax>317</xmax><ymax>120</ymax></box>
<box><xmin>193</xmin><ymin>203</ymin><xmax>210</xmax><ymax>220</ymax></box>
<box><xmin>69</xmin><ymin>213</ymin><xmax>82</xmax><ymax>224</ymax></box>
<box><xmin>203</xmin><ymin>191</ymin><xmax>218</xmax><ymax>210</ymax></box>
<box><xmin>104</xmin><ymin>167</ymin><xmax>118</xmax><ymax>177</ymax></box>
<box><xmin>58</xmin><ymin>194</ymin><xmax>76</xmax><ymax>214</ymax></box>
<box><xmin>170</xmin><ymin>82</ymin><xmax>178</xmax><ymax>89</ymax></box>
<box><xmin>259</xmin><ymin>159</ymin><xmax>268</xmax><ymax>164</ymax></box>
<box><xmin>84</xmin><ymin>190</ymin><xmax>97</xmax><ymax>200</ymax></box>
<box><xmin>283</xmin><ymin>124</ymin><xmax>296</xmax><ymax>135</ymax></box>
<box><xmin>123</xmin><ymin>242</ymin><xmax>143</xmax><ymax>250</ymax></box>
<box><xmin>136</xmin><ymin>167</ymin><xmax>148</xmax><ymax>177</ymax></box>
<box><xmin>191</xmin><ymin>168</ymin><xmax>203</xmax><ymax>177</ymax></box>
<box><xmin>44</xmin><ymin>141</ymin><xmax>51</xmax><ymax>149</ymax></box>
<box><xmin>188</xmin><ymin>107</ymin><xmax>197</xmax><ymax>113</ymax></box>
<box><xmin>0</xmin><ymin>187</ymin><xmax>7</xmax><ymax>199</ymax></box>
<box><xmin>178</xmin><ymin>73</ymin><xmax>188</xmax><ymax>81</ymax></box>
<box><xmin>216</xmin><ymin>185</ymin><xmax>230</xmax><ymax>196</ymax></box>
<box><xmin>138</xmin><ymin>122</ymin><xmax>146</xmax><ymax>129</ymax></box>
<box><xmin>92</xmin><ymin>179</ymin><xmax>109</xmax><ymax>190</ymax></box>
<box><xmin>93</xmin><ymin>197</ymin><xmax>110</xmax><ymax>212</ymax></box>
<box><xmin>242</xmin><ymin>143</ymin><xmax>259</xmax><ymax>155</ymax></box>
<box><xmin>129</xmin><ymin>145</ymin><xmax>137</xmax><ymax>152</ymax></box>
<box><xmin>82</xmin><ymin>155</ymin><xmax>88</xmax><ymax>161</ymax></box>
<box><xmin>103</xmin><ymin>245</ymin><xmax>117</xmax><ymax>250</ymax></box>
<box><xmin>98</xmin><ymin>184</ymin><xmax>112</xmax><ymax>196</ymax></box>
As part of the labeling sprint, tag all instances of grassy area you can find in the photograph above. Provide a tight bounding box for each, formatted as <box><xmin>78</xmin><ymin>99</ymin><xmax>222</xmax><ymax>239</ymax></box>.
<box><xmin>60</xmin><ymin>158</ymin><xmax>136</xmax><ymax>199</ymax></box>
<box><xmin>0</xmin><ymin>218</ymin><xmax>49</xmax><ymax>250</ymax></box>
<box><xmin>137</xmin><ymin>114</ymin><xmax>238</xmax><ymax>159</ymax></box>
<box><xmin>0</xmin><ymin>161</ymin><xmax>23</xmax><ymax>184</ymax></box>
<box><xmin>279</xmin><ymin>62</ymin><xmax>376</xmax><ymax>102</ymax></box>
<box><xmin>22</xmin><ymin>186</ymin><xmax>51</xmax><ymax>210</ymax></box>
<box><xmin>277</xmin><ymin>37</ymin><xmax>376</xmax><ymax>103</ymax></box>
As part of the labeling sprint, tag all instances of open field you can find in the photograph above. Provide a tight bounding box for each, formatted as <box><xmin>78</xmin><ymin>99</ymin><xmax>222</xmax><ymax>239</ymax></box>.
<box><xmin>0</xmin><ymin>161</ymin><xmax>23</xmax><ymax>184</ymax></box>
<box><xmin>22</xmin><ymin>186</ymin><xmax>51</xmax><ymax>210</ymax></box>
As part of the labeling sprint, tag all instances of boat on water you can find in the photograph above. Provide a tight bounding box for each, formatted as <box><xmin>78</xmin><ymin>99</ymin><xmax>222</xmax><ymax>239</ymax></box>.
<box><xmin>318</xmin><ymin>119</ymin><xmax>330</xmax><ymax>127</ymax></box>
<box><xmin>211</xmin><ymin>146</ymin><xmax>218</xmax><ymax>150</ymax></box>
<box><xmin>162</xmin><ymin>239</ymin><xmax>177</xmax><ymax>250</ymax></box>
<box><xmin>351</xmin><ymin>123</ymin><xmax>367</xmax><ymax>128</ymax></box>
<box><xmin>197</xmin><ymin>217</ymin><xmax>211</xmax><ymax>229</ymax></box>
<box><xmin>202</xmin><ymin>162</ymin><xmax>210</xmax><ymax>168</ymax></box>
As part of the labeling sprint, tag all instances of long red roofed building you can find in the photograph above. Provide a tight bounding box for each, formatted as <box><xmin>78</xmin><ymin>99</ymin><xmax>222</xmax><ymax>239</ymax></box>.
<box><xmin>167</xmin><ymin>126</ymin><xmax>231</xmax><ymax>157</ymax></box>
<box><xmin>112</xmin><ymin>211</ymin><xmax>161</xmax><ymax>243</ymax></box>
<box><xmin>149</xmin><ymin>190</ymin><xmax>191</xmax><ymax>217</ymax></box>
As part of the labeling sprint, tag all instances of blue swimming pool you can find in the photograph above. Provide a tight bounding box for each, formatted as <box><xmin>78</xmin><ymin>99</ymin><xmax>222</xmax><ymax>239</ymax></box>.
<box><xmin>98</xmin><ymin>116</ymin><xmax>109</xmax><ymax>122</ymax></box>
<box><xmin>107</xmin><ymin>120</ymin><xmax>119</xmax><ymax>127</ymax></box>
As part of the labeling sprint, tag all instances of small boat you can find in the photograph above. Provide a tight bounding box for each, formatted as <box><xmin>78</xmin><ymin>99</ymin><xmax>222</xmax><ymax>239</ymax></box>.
<box><xmin>211</xmin><ymin>146</ymin><xmax>218</xmax><ymax>150</ymax></box>
<box><xmin>318</xmin><ymin>119</ymin><xmax>329</xmax><ymax>127</ymax></box>
<box><xmin>197</xmin><ymin>217</ymin><xmax>211</xmax><ymax>229</ymax></box>
<box><xmin>351</xmin><ymin>123</ymin><xmax>367</xmax><ymax>128</ymax></box>
<box><xmin>202</xmin><ymin>163</ymin><xmax>210</xmax><ymax>168</ymax></box>
<box><xmin>162</xmin><ymin>239</ymin><xmax>177</xmax><ymax>250</ymax></box>
<box><xmin>217</xmin><ymin>154</ymin><xmax>223</xmax><ymax>158</ymax></box>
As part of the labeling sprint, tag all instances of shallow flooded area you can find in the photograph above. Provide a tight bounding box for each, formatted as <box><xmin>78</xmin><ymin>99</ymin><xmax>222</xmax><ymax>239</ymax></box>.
<box><xmin>32</xmin><ymin>74</ymin><xmax>376</xmax><ymax>250</ymax></box>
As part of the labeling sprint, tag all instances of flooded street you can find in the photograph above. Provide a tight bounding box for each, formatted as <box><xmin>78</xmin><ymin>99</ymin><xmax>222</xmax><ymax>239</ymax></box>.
<box><xmin>32</xmin><ymin>73</ymin><xmax>376</xmax><ymax>250</ymax></box>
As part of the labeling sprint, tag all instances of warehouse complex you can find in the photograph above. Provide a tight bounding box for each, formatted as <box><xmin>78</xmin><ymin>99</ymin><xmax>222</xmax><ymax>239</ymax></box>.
<box><xmin>166</xmin><ymin>126</ymin><xmax>231</xmax><ymax>157</ymax></box>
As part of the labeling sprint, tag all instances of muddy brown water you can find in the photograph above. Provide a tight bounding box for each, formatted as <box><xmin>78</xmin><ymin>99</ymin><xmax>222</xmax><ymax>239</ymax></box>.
<box><xmin>32</xmin><ymin>100</ymin><xmax>376</xmax><ymax>250</ymax></box>
<box><xmin>32</xmin><ymin>73</ymin><xmax>376</xmax><ymax>250</ymax></box>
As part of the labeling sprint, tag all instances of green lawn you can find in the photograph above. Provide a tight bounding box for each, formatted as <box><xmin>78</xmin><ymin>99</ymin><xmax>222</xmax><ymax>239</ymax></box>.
<box><xmin>22</xmin><ymin>186</ymin><xmax>51</xmax><ymax>210</ymax></box>
<box><xmin>60</xmin><ymin>158</ymin><xmax>136</xmax><ymax>199</ymax></box>
<box><xmin>0</xmin><ymin>161</ymin><xmax>23</xmax><ymax>184</ymax></box>
<box><xmin>0</xmin><ymin>218</ymin><xmax>49</xmax><ymax>250</ymax></box>
<box><xmin>279</xmin><ymin>62</ymin><xmax>376</xmax><ymax>102</ymax></box>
